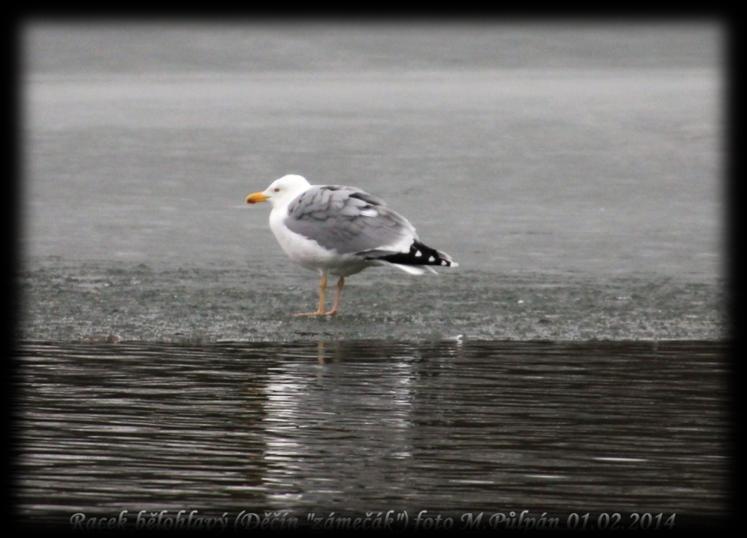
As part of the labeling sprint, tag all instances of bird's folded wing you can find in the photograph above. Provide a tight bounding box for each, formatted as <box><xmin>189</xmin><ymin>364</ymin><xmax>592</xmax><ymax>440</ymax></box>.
<box><xmin>283</xmin><ymin>185</ymin><xmax>417</xmax><ymax>255</ymax></box>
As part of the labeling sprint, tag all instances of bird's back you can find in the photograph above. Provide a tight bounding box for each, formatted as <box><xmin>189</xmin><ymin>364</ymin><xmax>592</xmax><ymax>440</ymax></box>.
<box><xmin>284</xmin><ymin>185</ymin><xmax>416</xmax><ymax>255</ymax></box>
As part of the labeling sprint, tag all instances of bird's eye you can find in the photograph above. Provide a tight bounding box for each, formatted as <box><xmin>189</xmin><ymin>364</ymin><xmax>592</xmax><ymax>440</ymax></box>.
<box><xmin>273</xmin><ymin>188</ymin><xmax>280</xmax><ymax>192</ymax></box>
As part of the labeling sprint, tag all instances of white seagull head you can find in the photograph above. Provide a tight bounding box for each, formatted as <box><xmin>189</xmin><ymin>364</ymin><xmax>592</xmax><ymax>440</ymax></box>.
<box><xmin>246</xmin><ymin>174</ymin><xmax>311</xmax><ymax>208</ymax></box>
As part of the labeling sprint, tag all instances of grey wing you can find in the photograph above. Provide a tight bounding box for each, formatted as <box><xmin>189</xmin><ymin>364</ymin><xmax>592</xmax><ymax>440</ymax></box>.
<box><xmin>284</xmin><ymin>185</ymin><xmax>417</xmax><ymax>255</ymax></box>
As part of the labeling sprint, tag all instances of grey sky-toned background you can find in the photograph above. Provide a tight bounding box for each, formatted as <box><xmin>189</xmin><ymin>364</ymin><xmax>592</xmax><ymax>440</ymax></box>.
<box><xmin>24</xmin><ymin>22</ymin><xmax>720</xmax><ymax>75</ymax></box>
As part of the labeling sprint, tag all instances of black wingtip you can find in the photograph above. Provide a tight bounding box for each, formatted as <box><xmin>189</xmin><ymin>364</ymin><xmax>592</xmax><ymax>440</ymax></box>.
<box><xmin>371</xmin><ymin>241</ymin><xmax>456</xmax><ymax>267</ymax></box>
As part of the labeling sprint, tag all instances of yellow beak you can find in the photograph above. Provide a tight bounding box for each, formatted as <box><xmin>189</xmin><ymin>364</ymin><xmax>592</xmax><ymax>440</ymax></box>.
<box><xmin>245</xmin><ymin>192</ymin><xmax>269</xmax><ymax>204</ymax></box>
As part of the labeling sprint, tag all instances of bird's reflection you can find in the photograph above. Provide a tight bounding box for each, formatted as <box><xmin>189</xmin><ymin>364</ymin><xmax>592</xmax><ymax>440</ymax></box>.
<box><xmin>259</xmin><ymin>340</ymin><xmax>418</xmax><ymax>511</ymax></box>
<box><xmin>316</xmin><ymin>340</ymin><xmax>337</xmax><ymax>365</ymax></box>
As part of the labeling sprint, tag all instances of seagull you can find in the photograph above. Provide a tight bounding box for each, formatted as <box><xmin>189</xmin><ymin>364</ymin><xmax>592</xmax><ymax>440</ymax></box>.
<box><xmin>245</xmin><ymin>174</ymin><xmax>458</xmax><ymax>317</ymax></box>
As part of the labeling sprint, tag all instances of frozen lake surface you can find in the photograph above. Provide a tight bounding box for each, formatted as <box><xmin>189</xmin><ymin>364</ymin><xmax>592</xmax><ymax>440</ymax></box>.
<box><xmin>20</xmin><ymin>68</ymin><xmax>723</xmax><ymax>341</ymax></box>
<box><xmin>19</xmin><ymin>259</ymin><xmax>724</xmax><ymax>342</ymax></box>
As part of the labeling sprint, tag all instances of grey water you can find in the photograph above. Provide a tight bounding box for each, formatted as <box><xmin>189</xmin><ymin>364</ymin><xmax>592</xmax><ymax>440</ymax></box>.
<box><xmin>15</xmin><ymin>340</ymin><xmax>729</xmax><ymax>526</ymax></box>
<box><xmin>16</xmin><ymin>23</ymin><xmax>730</xmax><ymax>527</ymax></box>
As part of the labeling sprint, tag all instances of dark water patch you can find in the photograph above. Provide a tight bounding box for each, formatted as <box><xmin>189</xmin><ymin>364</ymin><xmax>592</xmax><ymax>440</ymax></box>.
<box><xmin>14</xmin><ymin>340</ymin><xmax>729</xmax><ymax>526</ymax></box>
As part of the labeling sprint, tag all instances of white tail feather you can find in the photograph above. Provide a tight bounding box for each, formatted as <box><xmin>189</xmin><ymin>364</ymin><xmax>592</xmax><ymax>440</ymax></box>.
<box><xmin>389</xmin><ymin>263</ymin><xmax>427</xmax><ymax>275</ymax></box>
